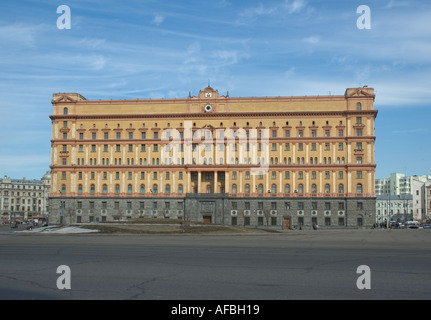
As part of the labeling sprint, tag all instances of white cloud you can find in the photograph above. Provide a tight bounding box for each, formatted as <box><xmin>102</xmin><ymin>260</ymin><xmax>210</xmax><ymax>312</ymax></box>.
<box><xmin>303</xmin><ymin>36</ymin><xmax>319</xmax><ymax>44</ymax></box>
<box><xmin>283</xmin><ymin>0</ymin><xmax>307</xmax><ymax>14</ymax></box>
<box><xmin>385</xmin><ymin>0</ymin><xmax>409</xmax><ymax>9</ymax></box>
<box><xmin>152</xmin><ymin>14</ymin><xmax>165</xmax><ymax>26</ymax></box>
<box><xmin>91</xmin><ymin>55</ymin><xmax>107</xmax><ymax>70</ymax></box>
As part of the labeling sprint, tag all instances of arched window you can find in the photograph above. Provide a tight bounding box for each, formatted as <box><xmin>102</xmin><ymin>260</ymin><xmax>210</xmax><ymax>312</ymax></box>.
<box><xmin>271</xmin><ymin>184</ymin><xmax>277</xmax><ymax>194</ymax></box>
<box><xmin>245</xmin><ymin>183</ymin><xmax>250</xmax><ymax>194</ymax></box>
<box><xmin>128</xmin><ymin>184</ymin><xmax>132</xmax><ymax>194</ymax></box>
<box><xmin>103</xmin><ymin>184</ymin><xmax>108</xmax><ymax>194</ymax></box>
<box><xmin>356</xmin><ymin>102</ymin><xmax>362</xmax><ymax>110</ymax></box>
<box><xmin>338</xmin><ymin>184</ymin><xmax>344</xmax><ymax>194</ymax></box>
<box><xmin>165</xmin><ymin>184</ymin><xmax>170</xmax><ymax>194</ymax></box>
<box><xmin>232</xmin><ymin>184</ymin><xmax>237</xmax><ymax>194</ymax></box>
<box><xmin>78</xmin><ymin>184</ymin><xmax>83</xmax><ymax>194</ymax></box>
<box><xmin>311</xmin><ymin>184</ymin><xmax>317</xmax><ymax>194</ymax></box>
<box><xmin>178</xmin><ymin>184</ymin><xmax>183</xmax><ymax>194</ymax></box>
<box><xmin>153</xmin><ymin>184</ymin><xmax>158</xmax><ymax>194</ymax></box>
<box><xmin>357</xmin><ymin>183</ymin><xmax>363</xmax><ymax>194</ymax></box>
<box><xmin>258</xmin><ymin>184</ymin><xmax>264</xmax><ymax>194</ymax></box>
<box><xmin>298</xmin><ymin>184</ymin><xmax>303</xmax><ymax>194</ymax></box>
<box><xmin>325</xmin><ymin>184</ymin><xmax>330</xmax><ymax>194</ymax></box>
<box><xmin>61</xmin><ymin>184</ymin><xmax>66</xmax><ymax>194</ymax></box>
<box><xmin>140</xmin><ymin>184</ymin><xmax>145</xmax><ymax>194</ymax></box>
<box><xmin>90</xmin><ymin>184</ymin><xmax>95</xmax><ymax>194</ymax></box>
<box><xmin>285</xmin><ymin>183</ymin><xmax>290</xmax><ymax>194</ymax></box>
<box><xmin>63</xmin><ymin>107</ymin><xmax>68</xmax><ymax>115</ymax></box>
<box><xmin>115</xmin><ymin>184</ymin><xmax>120</xmax><ymax>194</ymax></box>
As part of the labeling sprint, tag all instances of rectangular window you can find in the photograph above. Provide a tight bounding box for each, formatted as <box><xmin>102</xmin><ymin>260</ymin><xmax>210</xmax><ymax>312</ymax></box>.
<box><xmin>104</xmin><ymin>132</ymin><xmax>109</xmax><ymax>140</ymax></box>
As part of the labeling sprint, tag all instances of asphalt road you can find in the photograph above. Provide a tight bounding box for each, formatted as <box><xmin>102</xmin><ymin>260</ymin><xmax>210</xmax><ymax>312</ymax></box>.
<box><xmin>1</xmin><ymin>227</ymin><xmax>431</xmax><ymax>300</ymax></box>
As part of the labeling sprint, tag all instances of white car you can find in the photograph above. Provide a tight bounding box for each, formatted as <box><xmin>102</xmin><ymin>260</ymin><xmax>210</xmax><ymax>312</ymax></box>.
<box><xmin>404</xmin><ymin>221</ymin><xmax>420</xmax><ymax>229</ymax></box>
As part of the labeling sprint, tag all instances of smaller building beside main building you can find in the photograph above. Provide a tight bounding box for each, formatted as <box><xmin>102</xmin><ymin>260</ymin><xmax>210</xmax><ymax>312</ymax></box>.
<box><xmin>0</xmin><ymin>172</ymin><xmax>51</xmax><ymax>224</ymax></box>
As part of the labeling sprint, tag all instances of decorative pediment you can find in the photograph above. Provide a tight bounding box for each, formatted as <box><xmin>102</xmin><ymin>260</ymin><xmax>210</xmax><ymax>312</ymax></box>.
<box><xmin>350</xmin><ymin>89</ymin><xmax>372</xmax><ymax>97</ymax></box>
<box><xmin>52</xmin><ymin>93</ymin><xmax>87</xmax><ymax>103</ymax></box>
<box><xmin>345</xmin><ymin>87</ymin><xmax>374</xmax><ymax>99</ymax></box>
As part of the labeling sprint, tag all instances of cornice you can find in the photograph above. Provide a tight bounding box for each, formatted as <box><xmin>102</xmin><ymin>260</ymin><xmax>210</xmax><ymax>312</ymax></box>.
<box><xmin>50</xmin><ymin>110</ymin><xmax>378</xmax><ymax>121</ymax></box>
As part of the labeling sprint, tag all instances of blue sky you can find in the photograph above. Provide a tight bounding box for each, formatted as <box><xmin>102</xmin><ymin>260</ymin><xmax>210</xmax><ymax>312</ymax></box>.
<box><xmin>0</xmin><ymin>0</ymin><xmax>430</xmax><ymax>180</ymax></box>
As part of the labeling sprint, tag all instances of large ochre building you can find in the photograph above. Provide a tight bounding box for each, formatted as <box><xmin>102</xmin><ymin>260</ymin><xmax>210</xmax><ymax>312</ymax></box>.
<box><xmin>49</xmin><ymin>86</ymin><xmax>377</xmax><ymax>229</ymax></box>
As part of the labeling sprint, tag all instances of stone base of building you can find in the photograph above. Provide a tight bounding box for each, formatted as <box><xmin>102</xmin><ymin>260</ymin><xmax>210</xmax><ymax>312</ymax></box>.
<box><xmin>48</xmin><ymin>195</ymin><xmax>376</xmax><ymax>230</ymax></box>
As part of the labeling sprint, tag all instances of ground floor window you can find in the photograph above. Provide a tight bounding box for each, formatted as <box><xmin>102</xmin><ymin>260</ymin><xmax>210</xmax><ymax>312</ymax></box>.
<box><xmin>244</xmin><ymin>217</ymin><xmax>250</xmax><ymax>226</ymax></box>
<box><xmin>298</xmin><ymin>217</ymin><xmax>304</xmax><ymax>226</ymax></box>
<box><xmin>231</xmin><ymin>217</ymin><xmax>237</xmax><ymax>225</ymax></box>
<box><xmin>338</xmin><ymin>217</ymin><xmax>344</xmax><ymax>226</ymax></box>
<box><xmin>325</xmin><ymin>217</ymin><xmax>331</xmax><ymax>226</ymax></box>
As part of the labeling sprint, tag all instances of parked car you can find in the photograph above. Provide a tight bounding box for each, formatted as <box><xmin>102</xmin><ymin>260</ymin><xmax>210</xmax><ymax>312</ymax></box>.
<box><xmin>404</xmin><ymin>221</ymin><xmax>420</xmax><ymax>229</ymax></box>
<box><xmin>423</xmin><ymin>224</ymin><xmax>431</xmax><ymax>229</ymax></box>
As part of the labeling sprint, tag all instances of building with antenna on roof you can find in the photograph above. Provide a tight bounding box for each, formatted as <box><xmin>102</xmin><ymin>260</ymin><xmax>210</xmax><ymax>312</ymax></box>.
<box><xmin>48</xmin><ymin>85</ymin><xmax>377</xmax><ymax>229</ymax></box>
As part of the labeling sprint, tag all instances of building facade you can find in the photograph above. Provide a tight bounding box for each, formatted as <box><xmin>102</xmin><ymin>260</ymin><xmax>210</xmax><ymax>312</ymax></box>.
<box><xmin>0</xmin><ymin>172</ymin><xmax>51</xmax><ymax>224</ymax></box>
<box><xmin>376</xmin><ymin>194</ymin><xmax>413</xmax><ymax>225</ymax></box>
<box><xmin>376</xmin><ymin>173</ymin><xmax>431</xmax><ymax>196</ymax></box>
<box><xmin>48</xmin><ymin>86</ymin><xmax>377</xmax><ymax>229</ymax></box>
